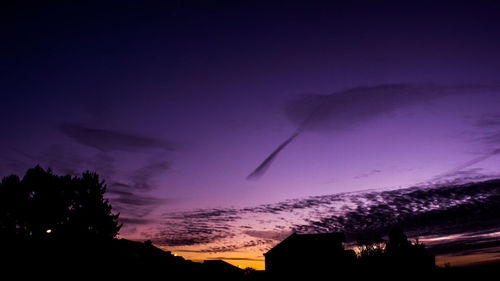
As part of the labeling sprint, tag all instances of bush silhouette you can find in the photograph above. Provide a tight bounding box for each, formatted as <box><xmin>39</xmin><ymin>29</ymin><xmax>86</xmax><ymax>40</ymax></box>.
<box><xmin>0</xmin><ymin>165</ymin><xmax>121</xmax><ymax>242</ymax></box>
<box><xmin>355</xmin><ymin>226</ymin><xmax>435</xmax><ymax>277</ymax></box>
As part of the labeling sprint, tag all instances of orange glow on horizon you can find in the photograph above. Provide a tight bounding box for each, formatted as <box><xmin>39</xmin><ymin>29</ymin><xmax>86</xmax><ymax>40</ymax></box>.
<box><xmin>123</xmin><ymin>226</ymin><xmax>500</xmax><ymax>271</ymax></box>
<box><xmin>436</xmin><ymin>249</ymin><xmax>500</xmax><ymax>267</ymax></box>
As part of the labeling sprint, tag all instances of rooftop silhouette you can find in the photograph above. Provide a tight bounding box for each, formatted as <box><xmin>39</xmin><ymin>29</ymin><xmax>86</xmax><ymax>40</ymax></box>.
<box><xmin>264</xmin><ymin>232</ymin><xmax>356</xmax><ymax>276</ymax></box>
<box><xmin>264</xmin><ymin>228</ymin><xmax>435</xmax><ymax>279</ymax></box>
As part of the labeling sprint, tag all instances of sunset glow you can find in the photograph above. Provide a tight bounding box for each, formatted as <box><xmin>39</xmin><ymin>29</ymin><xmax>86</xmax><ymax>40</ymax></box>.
<box><xmin>3</xmin><ymin>0</ymin><xmax>500</xmax><ymax>272</ymax></box>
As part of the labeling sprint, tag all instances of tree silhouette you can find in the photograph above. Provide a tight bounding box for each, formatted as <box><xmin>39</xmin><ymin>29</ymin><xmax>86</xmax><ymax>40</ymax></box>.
<box><xmin>356</xmin><ymin>233</ymin><xmax>387</xmax><ymax>272</ymax></box>
<box><xmin>357</xmin><ymin>233</ymin><xmax>386</xmax><ymax>259</ymax></box>
<box><xmin>384</xmin><ymin>226</ymin><xmax>435</xmax><ymax>274</ymax></box>
<box><xmin>386</xmin><ymin>226</ymin><xmax>411</xmax><ymax>254</ymax></box>
<box><xmin>354</xmin><ymin>226</ymin><xmax>435</xmax><ymax>278</ymax></box>
<box><xmin>0</xmin><ymin>165</ymin><xmax>121</xmax><ymax>243</ymax></box>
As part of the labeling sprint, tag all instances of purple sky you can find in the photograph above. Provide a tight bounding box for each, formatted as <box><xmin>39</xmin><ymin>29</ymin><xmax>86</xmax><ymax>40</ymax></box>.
<box><xmin>3</xmin><ymin>1</ymin><xmax>500</xmax><ymax>269</ymax></box>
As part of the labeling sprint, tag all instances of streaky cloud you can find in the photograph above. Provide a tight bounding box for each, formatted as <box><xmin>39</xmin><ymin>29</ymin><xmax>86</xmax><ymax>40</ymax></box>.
<box><xmin>107</xmin><ymin>184</ymin><xmax>171</xmax><ymax>225</ymax></box>
<box><xmin>476</xmin><ymin>114</ymin><xmax>500</xmax><ymax>145</ymax></box>
<box><xmin>243</xmin><ymin>230</ymin><xmax>292</xmax><ymax>241</ymax></box>
<box><xmin>58</xmin><ymin>123</ymin><xmax>175</xmax><ymax>152</ymax></box>
<box><xmin>476</xmin><ymin>113</ymin><xmax>500</xmax><ymax>128</ymax></box>
<box><xmin>130</xmin><ymin>158</ymin><xmax>170</xmax><ymax>191</ymax></box>
<box><xmin>118</xmin><ymin>217</ymin><xmax>157</xmax><ymax>226</ymax></box>
<box><xmin>246</xmin><ymin>131</ymin><xmax>300</xmax><ymax>180</ymax></box>
<box><xmin>247</xmin><ymin>83</ymin><xmax>500</xmax><ymax>180</ymax></box>
<box><xmin>433</xmin><ymin>149</ymin><xmax>500</xmax><ymax>181</ymax></box>
<box><xmin>156</xmin><ymin>178</ymin><xmax>500</xmax><ymax>253</ymax></box>
<box><xmin>107</xmin><ymin>188</ymin><xmax>167</xmax><ymax>207</ymax></box>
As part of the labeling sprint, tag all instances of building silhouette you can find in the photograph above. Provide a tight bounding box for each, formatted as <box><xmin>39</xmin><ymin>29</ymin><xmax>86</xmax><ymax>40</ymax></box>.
<box><xmin>202</xmin><ymin>259</ymin><xmax>244</xmax><ymax>278</ymax></box>
<box><xmin>264</xmin><ymin>232</ymin><xmax>356</xmax><ymax>276</ymax></box>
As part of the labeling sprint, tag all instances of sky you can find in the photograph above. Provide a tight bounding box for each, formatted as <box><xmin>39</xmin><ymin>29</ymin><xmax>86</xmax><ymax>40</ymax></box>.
<box><xmin>2</xmin><ymin>0</ymin><xmax>500</xmax><ymax>269</ymax></box>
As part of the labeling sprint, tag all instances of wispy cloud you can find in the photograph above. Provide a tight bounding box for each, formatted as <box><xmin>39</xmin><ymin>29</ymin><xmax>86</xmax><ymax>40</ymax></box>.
<box><xmin>102</xmin><ymin>154</ymin><xmax>172</xmax><ymax>224</ymax></box>
<box><xmin>247</xmin><ymin>83</ymin><xmax>500</xmax><ymax>180</ymax></box>
<box><xmin>434</xmin><ymin>113</ymin><xmax>500</xmax><ymax>181</ymax></box>
<box><xmin>476</xmin><ymin>114</ymin><xmax>500</xmax><ymax>128</ymax></box>
<box><xmin>118</xmin><ymin>217</ymin><xmax>158</xmax><ymax>226</ymax></box>
<box><xmin>129</xmin><ymin>158</ymin><xmax>170</xmax><ymax>191</ymax></box>
<box><xmin>354</xmin><ymin>169</ymin><xmax>382</xmax><ymax>179</ymax></box>
<box><xmin>199</xmin><ymin>240</ymin><xmax>271</xmax><ymax>253</ymax></box>
<box><xmin>154</xmin><ymin>179</ymin><xmax>500</xmax><ymax>258</ymax></box>
<box><xmin>423</xmin><ymin>231</ymin><xmax>500</xmax><ymax>256</ymax></box>
<box><xmin>58</xmin><ymin>123</ymin><xmax>175</xmax><ymax>152</ymax></box>
<box><xmin>247</xmin><ymin>132</ymin><xmax>299</xmax><ymax>180</ymax></box>
<box><xmin>293</xmin><ymin>180</ymin><xmax>500</xmax><ymax>240</ymax></box>
<box><xmin>54</xmin><ymin>122</ymin><xmax>179</xmax><ymax>225</ymax></box>
<box><xmin>433</xmin><ymin>150</ymin><xmax>500</xmax><ymax>181</ymax></box>
<box><xmin>285</xmin><ymin>84</ymin><xmax>433</xmax><ymax>132</ymax></box>
<box><xmin>243</xmin><ymin>230</ymin><xmax>292</xmax><ymax>241</ymax></box>
<box><xmin>154</xmin><ymin>208</ymin><xmax>241</xmax><ymax>246</ymax></box>
<box><xmin>476</xmin><ymin>114</ymin><xmax>500</xmax><ymax>145</ymax></box>
<box><xmin>107</xmin><ymin>189</ymin><xmax>166</xmax><ymax>207</ymax></box>
<box><xmin>108</xmin><ymin>187</ymin><xmax>172</xmax><ymax>236</ymax></box>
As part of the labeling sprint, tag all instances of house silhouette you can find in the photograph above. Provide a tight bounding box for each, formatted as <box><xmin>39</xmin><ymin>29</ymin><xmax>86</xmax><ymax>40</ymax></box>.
<box><xmin>203</xmin><ymin>259</ymin><xmax>244</xmax><ymax>277</ymax></box>
<box><xmin>264</xmin><ymin>232</ymin><xmax>356</xmax><ymax>276</ymax></box>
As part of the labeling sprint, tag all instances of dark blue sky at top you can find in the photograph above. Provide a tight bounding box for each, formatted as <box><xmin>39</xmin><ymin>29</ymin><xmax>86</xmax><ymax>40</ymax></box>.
<box><xmin>5</xmin><ymin>1</ymin><xmax>500</xmax><ymax>102</ymax></box>
<box><xmin>3</xmin><ymin>1</ymin><xmax>500</xmax><ymax>145</ymax></box>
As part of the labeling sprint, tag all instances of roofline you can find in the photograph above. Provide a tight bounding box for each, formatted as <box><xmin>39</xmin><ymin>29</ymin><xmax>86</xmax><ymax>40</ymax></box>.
<box><xmin>263</xmin><ymin>232</ymin><xmax>345</xmax><ymax>256</ymax></box>
<box><xmin>264</xmin><ymin>232</ymin><xmax>298</xmax><ymax>256</ymax></box>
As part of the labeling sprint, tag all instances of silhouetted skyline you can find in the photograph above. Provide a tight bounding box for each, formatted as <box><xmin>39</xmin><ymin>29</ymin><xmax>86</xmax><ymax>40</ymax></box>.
<box><xmin>3</xmin><ymin>0</ymin><xmax>500</xmax><ymax>269</ymax></box>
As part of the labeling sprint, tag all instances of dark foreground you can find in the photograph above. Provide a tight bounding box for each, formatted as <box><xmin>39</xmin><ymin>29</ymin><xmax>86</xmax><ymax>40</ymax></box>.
<box><xmin>2</xmin><ymin>238</ymin><xmax>500</xmax><ymax>281</ymax></box>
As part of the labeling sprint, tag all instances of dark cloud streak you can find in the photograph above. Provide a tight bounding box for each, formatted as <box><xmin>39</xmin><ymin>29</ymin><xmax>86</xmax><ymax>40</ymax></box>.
<box><xmin>435</xmin><ymin>112</ymin><xmax>500</xmax><ymax>181</ymax></box>
<box><xmin>107</xmin><ymin>189</ymin><xmax>166</xmax><ymax>207</ymax></box>
<box><xmin>285</xmin><ymin>84</ymin><xmax>428</xmax><ymax>132</ymax></box>
<box><xmin>247</xmin><ymin>84</ymin><xmax>417</xmax><ymax>180</ymax></box>
<box><xmin>247</xmin><ymin>131</ymin><xmax>300</xmax><ymax>180</ymax></box>
<box><xmin>247</xmin><ymin>83</ymin><xmax>500</xmax><ymax>180</ymax></box>
<box><xmin>129</xmin><ymin>158</ymin><xmax>170</xmax><ymax>191</ymax></box>
<box><xmin>58</xmin><ymin>123</ymin><xmax>175</xmax><ymax>152</ymax></box>
<box><xmin>293</xmin><ymin>179</ymin><xmax>500</xmax><ymax>242</ymax></box>
<box><xmin>157</xmin><ymin>178</ymin><xmax>500</xmax><ymax>252</ymax></box>
<box><xmin>434</xmin><ymin>149</ymin><xmax>500</xmax><ymax>181</ymax></box>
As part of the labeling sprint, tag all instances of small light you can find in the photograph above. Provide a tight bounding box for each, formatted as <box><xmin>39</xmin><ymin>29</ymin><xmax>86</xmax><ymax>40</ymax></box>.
<box><xmin>174</xmin><ymin>253</ymin><xmax>177</xmax><ymax>256</ymax></box>
<box><xmin>46</xmin><ymin>229</ymin><xmax>52</xmax><ymax>234</ymax></box>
